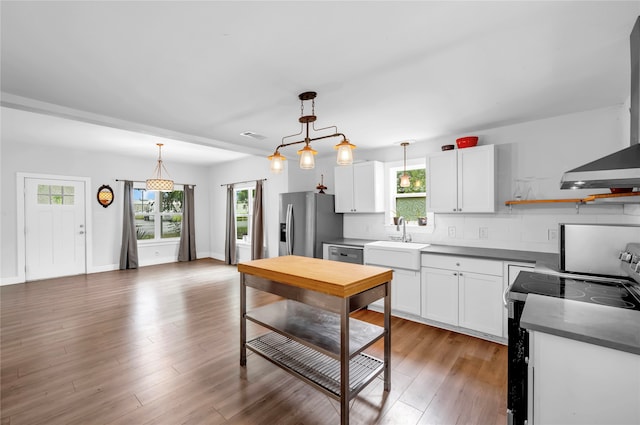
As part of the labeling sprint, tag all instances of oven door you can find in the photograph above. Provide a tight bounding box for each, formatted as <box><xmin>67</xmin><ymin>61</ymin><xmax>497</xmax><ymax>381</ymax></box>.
<box><xmin>507</xmin><ymin>299</ymin><xmax>529</xmax><ymax>425</ymax></box>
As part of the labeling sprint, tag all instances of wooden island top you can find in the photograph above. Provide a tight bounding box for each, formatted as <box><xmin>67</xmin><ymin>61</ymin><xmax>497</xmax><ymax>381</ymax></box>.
<box><xmin>237</xmin><ymin>255</ymin><xmax>393</xmax><ymax>298</ymax></box>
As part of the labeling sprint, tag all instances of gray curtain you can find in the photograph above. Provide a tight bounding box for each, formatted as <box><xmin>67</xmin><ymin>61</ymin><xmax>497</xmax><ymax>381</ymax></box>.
<box><xmin>224</xmin><ymin>184</ymin><xmax>236</xmax><ymax>265</ymax></box>
<box><xmin>251</xmin><ymin>180</ymin><xmax>264</xmax><ymax>260</ymax></box>
<box><xmin>178</xmin><ymin>185</ymin><xmax>196</xmax><ymax>262</ymax></box>
<box><xmin>119</xmin><ymin>181</ymin><xmax>139</xmax><ymax>269</ymax></box>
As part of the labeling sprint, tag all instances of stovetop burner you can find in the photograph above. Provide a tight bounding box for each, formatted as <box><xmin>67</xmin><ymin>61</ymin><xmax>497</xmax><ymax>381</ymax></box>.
<box><xmin>511</xmin><ymin>271</ymin><xmax>640</xmax><ymax>311</ymax></box>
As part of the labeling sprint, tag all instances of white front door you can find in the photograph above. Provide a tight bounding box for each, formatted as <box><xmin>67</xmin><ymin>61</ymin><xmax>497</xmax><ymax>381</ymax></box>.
<box><xmin>25</xmin><ymin>178</ymin><xmax>86</xmax><ymax>281</ymax></box>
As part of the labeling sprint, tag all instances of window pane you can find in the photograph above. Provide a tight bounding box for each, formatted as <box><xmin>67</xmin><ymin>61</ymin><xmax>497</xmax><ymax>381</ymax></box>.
<box><xmin>37</xmin><ymin>184</ymin><xmax>49</xmax><ymax>195</ymax></box>
<box><xmin>134</xmin><ymin>188</ymin><xmax>155</xmax><ymax>214</ymax></box>
<box><xmin>63</xmin><ymin>195</ymin><xmax>74</xmax><ymax>205</ymax></box>
<box><xmin>161</xmin><ymin>215</ymin><xmax>182</xmax><ymax>238</ymax></box>
<box><xmin>51</xmin><ymin>195</ymin><xmax>63</xmax><ymax>205</ymax></box>
<box><xmin>63</xmin><ymin>186</ymin><xmax>74</xmax><ymax>195</ymax></box>
<box><xmin>236</xmin><ymin>215</ymin><xmax>248</xmax><ymax>239</ymax></box>
<box><xmin>37</xmin><ymin>195</ymin><xmax>50</xmax><ymax>204</ymax></box>
<box><xmin>397</xmin><ymin>169</ymin><xmax>426</xmax><ymax>194</ymax></box>
<box><xmin>161</xmin><ymin>191</ymin><xmax>183</xmax><ymax>213</ymax></box>
<box><xmin>135</xmin><ymin>216</ymin><xmax>155</xmax><ymax>240</ymax></box>
<box><xmin>236</xmin><ymin>190</ymin><xmax>249</xmax><ymax>214</ymax></box>
<box><xmin>51</xmin><ymin>185</ymin><xmax>62</xmax><ymax>195</ymax></box>
<box><xmin>396</xmin><ymin>197</ymin><xmax>426</xmax><ymax>221</ymax></box>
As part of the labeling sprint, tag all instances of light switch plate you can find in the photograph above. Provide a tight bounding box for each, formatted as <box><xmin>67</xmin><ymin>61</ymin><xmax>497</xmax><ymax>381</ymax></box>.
<box><xmin>448</xmin><ymin>226</ymin><xmax>456</xmax><ymax>238</ymax></box>
<box><xmin>479</xmin><ymin>227</ymin><xmax>489</xmax><ymax>239</ymax></box>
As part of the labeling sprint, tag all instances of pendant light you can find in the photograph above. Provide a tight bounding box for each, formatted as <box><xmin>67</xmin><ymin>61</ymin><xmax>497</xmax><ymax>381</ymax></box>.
<box><xmin>268</xmin><ymin>91</ymin><xmax>355</xmax><ymax>172</ymax></box>
<box><xmin>146</xmin><ymin>143</ymin><xmax>174</xmax><ymax>191</ymax></box>
<box><xmin>400</xmin><ymin>142</ymin><xmax>411</xmax><ymax>188</ymax></box>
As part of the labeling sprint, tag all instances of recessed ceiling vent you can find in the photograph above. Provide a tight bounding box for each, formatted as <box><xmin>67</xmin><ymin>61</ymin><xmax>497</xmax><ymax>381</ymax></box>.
<box><xmin>240</xmin><ymin>131</ymin><xmax>267</xmax><ymax>140</ymax></box>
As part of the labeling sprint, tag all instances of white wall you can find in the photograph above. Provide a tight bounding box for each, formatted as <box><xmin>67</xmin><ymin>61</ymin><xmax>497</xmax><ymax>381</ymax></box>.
<box><xmin>1</xmin><ymin>138</ymin><xmax>212</xmax><ymax>284</ymax></box>
<box><xmin>338</xmin><ymin>105</ymin><xmax>640</xmax><ymax>252</ymax></box>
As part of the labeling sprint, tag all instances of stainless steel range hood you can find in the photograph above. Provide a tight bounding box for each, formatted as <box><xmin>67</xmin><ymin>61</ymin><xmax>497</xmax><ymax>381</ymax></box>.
<box><xmin>561</xmin><ymin>16</ymin><xmax>640</xmax><ymax>190</ymax></box>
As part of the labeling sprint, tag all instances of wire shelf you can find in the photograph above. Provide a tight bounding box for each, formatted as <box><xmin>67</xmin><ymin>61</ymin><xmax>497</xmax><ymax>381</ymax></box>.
<box><xmin>246</xmin><ymin>332</ymin><xmax>384</xmax><ymax>399</ymax></box>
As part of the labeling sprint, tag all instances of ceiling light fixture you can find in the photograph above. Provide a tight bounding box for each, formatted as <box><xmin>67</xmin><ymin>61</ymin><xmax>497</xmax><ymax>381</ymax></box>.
<box><xmin>146</xmin><ymin>143</ymin><xmax>174</xmax><ymax>192</ymax></box>
<box><xmin>268</xmin><ymin>91</ymin><xmax>355</xmax><ymax>173</ymax></box>
<box><xmin>400</xmin><ymin>142</ymin><xmax>411</xmax><ymax>188</ymax></box>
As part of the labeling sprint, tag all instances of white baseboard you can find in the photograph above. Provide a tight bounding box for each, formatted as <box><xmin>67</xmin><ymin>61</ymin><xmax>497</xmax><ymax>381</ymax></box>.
<box><xmin>1</xmin><ymin>276</ymin><xmax>24</xmax><ymax>286</ymax></box>
<box><xmin>89</xmin><ymin>264</ymin><xmax>119</xmax><ymax>273</ymax></box>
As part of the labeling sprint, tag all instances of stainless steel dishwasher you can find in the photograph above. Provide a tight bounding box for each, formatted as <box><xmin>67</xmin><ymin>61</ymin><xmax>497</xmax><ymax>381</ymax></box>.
<box><xmin>327</xmin><ymin>245</ymin><xmax>364</xmax><ymax>265</ymax></box>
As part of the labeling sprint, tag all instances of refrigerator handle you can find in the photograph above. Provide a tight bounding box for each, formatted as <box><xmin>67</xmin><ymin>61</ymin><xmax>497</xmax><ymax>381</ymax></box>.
<box><xmin>286</xmin><ymin>204</ymin><xmax>293</xmax><ymax>255</ymax></box>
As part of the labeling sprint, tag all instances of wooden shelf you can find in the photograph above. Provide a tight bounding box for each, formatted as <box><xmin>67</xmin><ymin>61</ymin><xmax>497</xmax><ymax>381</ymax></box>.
<box><xmin>505</xmin><ymin>191</ymin><xmax>640</xmax><ymax>206</ymax></box>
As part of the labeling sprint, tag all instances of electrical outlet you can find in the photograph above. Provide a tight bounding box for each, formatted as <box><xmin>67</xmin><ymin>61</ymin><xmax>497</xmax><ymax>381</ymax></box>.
<box><xmin>548</xmin><ymin>229</ymin><xmax>558</xmax><ymax>241</ymax></box>
<box><xmin>448</xmin><ymin>226</ymin><xmax>456</xmax><ymax>238</ymax></box>
<box><xmin>479</xmin><ymin>227</ymin><xmax>489</xmax><ymax>239</ymax></box>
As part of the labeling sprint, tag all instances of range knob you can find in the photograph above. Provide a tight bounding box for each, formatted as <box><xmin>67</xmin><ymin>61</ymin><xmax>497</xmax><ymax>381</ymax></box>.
<box><xmin>619</xmin><ymin>251</ymin><xmax>633</xmax><ymax>263</ymax></box>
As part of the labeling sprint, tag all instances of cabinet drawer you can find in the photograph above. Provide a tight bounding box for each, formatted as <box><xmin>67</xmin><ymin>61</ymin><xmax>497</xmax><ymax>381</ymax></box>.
<box><xmin>421</xmin><ymin>254</ymin><xmax>502</xmax><ymax>276</ymax></box>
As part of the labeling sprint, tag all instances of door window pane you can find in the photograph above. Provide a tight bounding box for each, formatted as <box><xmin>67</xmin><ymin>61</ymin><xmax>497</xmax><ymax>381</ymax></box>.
<box><xmin>37</xmin><ymin>195</ymin><xmax>50</xmax><ymax>204</ymax></box>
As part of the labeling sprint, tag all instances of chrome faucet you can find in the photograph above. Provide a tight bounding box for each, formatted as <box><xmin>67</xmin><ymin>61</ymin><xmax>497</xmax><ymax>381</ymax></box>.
<box><xmin>395</xmin><ymin>216</ymin><xmax>411</xmax><ymax>242</ymax></box>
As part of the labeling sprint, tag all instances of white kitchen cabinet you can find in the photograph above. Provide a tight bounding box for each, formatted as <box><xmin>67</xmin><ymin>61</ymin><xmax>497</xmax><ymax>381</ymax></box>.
<box><xmin>458</xmin><ymin>271</ymin><xmax>503</xmax><ymax>335</ymax></box>
<box><xmin>370</xmin><ymin>268</ymin><xmax>421</xmax><ymax>316</ymax></box>
<box><xmin>530</xmin><ymin>331</ymin><xmax>640</xmax><ymax>425</ymax></box>
<box><xmin>421</xmin><ymin>266</ymin><xmax>459</xmax><ymax>326</ymax></box>
<box><xmin>334</xmin><ymin>161</ymin><xmax>384</xmax><ymax>213</ymax></box>
<box><xmin>421</xmin><ymin>253</ymin><xmax>503</xmax><ymax>337</ymax></box>
<box><xmin>392</xmin><ymin>268</ymin><xmax>421</xmax><ymax>316</ymax></box>
<box><xmin>426</xmin><ymin>144</ymin><xmax>495</xmax><ymax>213</ymax></box>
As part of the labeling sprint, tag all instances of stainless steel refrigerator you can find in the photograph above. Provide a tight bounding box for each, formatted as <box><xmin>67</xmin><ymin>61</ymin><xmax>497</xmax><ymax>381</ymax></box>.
<box><xmin>279</xmin><ymin>192</ymin><xmax>343</xmax><ymax>258</ymax></box>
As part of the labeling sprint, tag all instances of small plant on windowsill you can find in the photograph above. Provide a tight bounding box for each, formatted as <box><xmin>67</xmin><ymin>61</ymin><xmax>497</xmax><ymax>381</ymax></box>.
<box><xmin>391</xmin><ymin>210</ymin><xmax>401</xmax><ymax>225</ymax></box>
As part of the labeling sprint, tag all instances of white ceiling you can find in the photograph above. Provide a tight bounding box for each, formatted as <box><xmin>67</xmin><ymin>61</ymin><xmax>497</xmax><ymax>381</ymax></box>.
<box><xmin>1</xmin><ymin>1</ymin><xmax>639</xmax><ymax>164</ymax></box>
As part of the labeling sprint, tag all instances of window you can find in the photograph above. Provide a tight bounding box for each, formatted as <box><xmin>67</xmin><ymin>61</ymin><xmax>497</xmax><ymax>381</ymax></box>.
<box><xmin>235</xmin><ymin>187</ymin><xmax>255</xmax><ymax>242</ymax></box>
<box><xmin>133</xmin><ymin>185</ymin><xmax>183</xmax><ymax>241</ymax></box>
<box><xmin>37</xmin><ymin>184</ymin><xmax>75</xmax><ymax>205</ymax></box>
<box><xmin>389</xmin><ymin>164</ymin><xmax>426</xmax><ymax>224</ymax></box>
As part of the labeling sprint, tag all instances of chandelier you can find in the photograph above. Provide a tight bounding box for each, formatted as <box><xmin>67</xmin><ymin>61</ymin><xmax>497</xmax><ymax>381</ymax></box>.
<box><xmin>268</xmin><ymin>91</ymin><xmax>356</xmax><ymax>173</ymax></box>
<box><xmin>146</xmin><ymin>143</ymin><xmax>174</xmax><ymax>191</ymax></box>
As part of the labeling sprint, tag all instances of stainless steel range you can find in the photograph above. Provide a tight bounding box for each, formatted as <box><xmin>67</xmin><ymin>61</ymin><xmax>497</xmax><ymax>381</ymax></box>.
<box><xmin>505</xmin><ymin>224</ymin><xmax>640</xmax><ymax>425</ymax></box>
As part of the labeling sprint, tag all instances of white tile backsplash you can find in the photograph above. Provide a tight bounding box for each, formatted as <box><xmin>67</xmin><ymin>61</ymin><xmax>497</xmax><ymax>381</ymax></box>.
<box><xmin>344</xmin><ymin>204</ymin><xmax>639</xmax><ymax>253</ymax></box>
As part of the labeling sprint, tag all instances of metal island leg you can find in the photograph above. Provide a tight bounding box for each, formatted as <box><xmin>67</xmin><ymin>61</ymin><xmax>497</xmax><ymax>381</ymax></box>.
<box><xmin>240</xmin><ymin>272</ymin><xmax>247</xmax><ymax>366</ymax></box>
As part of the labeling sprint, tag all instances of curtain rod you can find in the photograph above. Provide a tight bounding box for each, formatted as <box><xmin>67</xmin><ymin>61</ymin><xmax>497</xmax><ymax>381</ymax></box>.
<box><xmin>220</xmin><ymin>178</ymin><xmax>267</xmax><ymax>187</ymax></box>
<box><xmin>115</xmin><ymin>179</ymin><xmax>196</xmax><ymax>187</ymax></box>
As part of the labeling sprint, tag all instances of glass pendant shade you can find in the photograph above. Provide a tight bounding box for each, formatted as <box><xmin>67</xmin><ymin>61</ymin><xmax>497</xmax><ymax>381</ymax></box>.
<box><xmin>400</xmin><ymin>173</ymin><xmax>411</xmax><ymax>188</ymax></box>
<box><xmin>335</xmin><ymin>139</ymin><xmax>356</xmax><ymax>165</ymax></box>
<box><xmin>268</xmin><ymin>151</ymin><xmax>286</xmax><ymax>174</ymax></box>
<box><xmin>297</xmin><ymin>145</ymin><xmax>317</xmax><ymax>170</ymax></box>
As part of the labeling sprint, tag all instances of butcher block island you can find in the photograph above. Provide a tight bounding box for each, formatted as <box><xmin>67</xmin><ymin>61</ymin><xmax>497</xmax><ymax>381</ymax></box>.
<box><xmin>238</xmin><ymin>255</ymin><xmax>393</xmax><ymax>425</ymax></box>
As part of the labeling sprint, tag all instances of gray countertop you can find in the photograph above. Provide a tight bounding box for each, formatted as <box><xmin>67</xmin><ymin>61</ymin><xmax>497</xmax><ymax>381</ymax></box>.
<box><xmin>521</xmin><ymin>294</ymin><xmax>640</xmax><ymax>355</ymax></box>
<box><xmin>323</xmin><ymin>238</ymin><xmax>558</xmax><ymax>267</ymax></box>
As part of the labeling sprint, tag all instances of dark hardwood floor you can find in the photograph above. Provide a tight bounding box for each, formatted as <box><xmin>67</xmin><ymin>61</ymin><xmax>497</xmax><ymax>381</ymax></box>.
<box><xmin>1</xmin><ymin>259</ymin><xmax>507</xmax><ymax>424</ymax></box>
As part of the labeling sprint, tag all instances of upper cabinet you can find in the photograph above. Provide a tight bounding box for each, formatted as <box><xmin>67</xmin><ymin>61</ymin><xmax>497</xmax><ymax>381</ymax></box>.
<box><xmin>335</xmin><ymin>161</ymin><xmax>384</xmax><ymax>213</ymax></box>
<box><xmin>427</xmin><ymin>144</ymin><xmax>495</xmax><ymax>213</ymax></box>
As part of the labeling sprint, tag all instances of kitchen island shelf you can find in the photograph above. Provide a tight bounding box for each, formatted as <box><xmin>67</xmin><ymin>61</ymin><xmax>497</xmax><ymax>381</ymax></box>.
<box><xmin>246</xmin><ymin>299</ymin><xmax>385</xmax><ymax>359</ymax></box>
<box><xmin>239</xmin><ymin>255</ymin><xmax>393</xmax><ymax>425</ymax></box>
<box><xmin>246</xmin><ymin>332</ymin><xmax>384</xmax><ymax>399</ymax></box>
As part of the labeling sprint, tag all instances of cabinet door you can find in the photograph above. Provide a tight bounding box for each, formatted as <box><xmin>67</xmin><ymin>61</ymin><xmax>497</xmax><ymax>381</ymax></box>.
<box><xmin>459</xmin><ymin>271</ymin><xmax>503</xmax><ymax>336</ymax></box>
<box><xmin>426</xmin><ymin>150</ymin><xmax>458</xmax><ymax>212</ymax></box>
<box><xmin>393</xmin><ymin>269</ymin><xmax>421</xmax><ymax>316</ymax></box>
<box><xmin>421</xmin><ymin>267</ymin><xmax>459</xmax><ymax>326</ymax></box>
<box><xmin>457</xmin><ymin>145</ymin><xmax>495</xmax><ymax>213</ymax></box>
<box><xmin>334</xmin><ymin>165</ymin><xmax>354</xmax><ymax>212</ymax></box>
<box><xmin>353</xmin><ymin>162</ymin><xmax>384</xmax><ymax>213</ymax></box>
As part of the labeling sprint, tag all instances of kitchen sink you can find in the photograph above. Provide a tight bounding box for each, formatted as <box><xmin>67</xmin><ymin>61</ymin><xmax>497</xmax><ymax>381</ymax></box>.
<box><xmin>364</xmin><ymin>241</ymin><xmax>430</xmax><ymax>270</ymax></box>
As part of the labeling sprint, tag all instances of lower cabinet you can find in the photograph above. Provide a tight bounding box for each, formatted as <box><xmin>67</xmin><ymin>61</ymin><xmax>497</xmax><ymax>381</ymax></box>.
<box><xmin>370</xmin><ymin>268</ymin><xmax>421</xmax><ymax>316</ymax></box>
<box><xmin>421</xmin><ymin>254</ymin><xmax>504</xmax><ymax>338</ymax></box>
<box><xmin>458</xmin><ymin>271</ymin><xmax>503</xmax><ymax>336</ymax></box>
<box><xmin>392</xmin><ymin>268</ymin><xmax>421</xmax><ymax>316</ymax></box>
<box><xmin>530</xmin><ymin>331</ymin><xmax>640</xmax><ymax>424</ymax></box>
